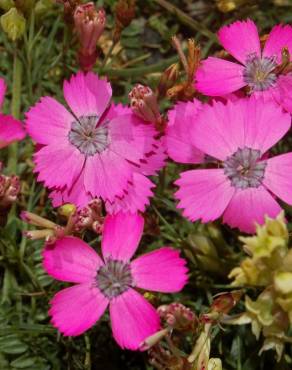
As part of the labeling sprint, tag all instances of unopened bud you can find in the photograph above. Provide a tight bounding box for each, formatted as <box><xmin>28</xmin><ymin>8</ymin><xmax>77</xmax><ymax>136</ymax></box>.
<box><xmin>58</xmin><ymin>203</ymin><xmax>76</xmax><ymax>218</ymax></box>
<box><xmin>129</xmin><ymin>84</ymin><xmax>161</xmax><ymax>124</ymax></box>
<box><xmin>0</xmin><ymin>7</ymin><xmax>26</xmax><ymax>41</ymax></box>
<box><xmin>139</xmin><ymin>328</ymin><xmax>169</xmax><ymax>351</ymax></box>
<box><xmin>74</xmin><ymin>3</ymin><xmax>106</xmax><ymax>71</ymax></box>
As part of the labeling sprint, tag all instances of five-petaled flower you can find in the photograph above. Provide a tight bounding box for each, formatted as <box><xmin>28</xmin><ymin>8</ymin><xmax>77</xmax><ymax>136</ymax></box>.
<box><xmin>43</xmin><ymin>212</ymin><xmax>188</xmax><ymax>350</ymax></box>
<box><xmin>25</xmin><ymin>71</ymin><xmax>166</xmax><ymax>213</ymax></box>
<box><xmin>195</xmin><ymin>20</ymin><xmax>292</xmax><ymax>114</ymax></box>
<box><xmin>173</xmin><ymin>96</ymin><xmax>292</xmax><ymax>233</ymax></box>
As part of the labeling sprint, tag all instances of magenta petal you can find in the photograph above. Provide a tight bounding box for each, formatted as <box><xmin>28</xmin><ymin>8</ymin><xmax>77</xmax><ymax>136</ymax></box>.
<box><xmin>195</xmin><ymin>57</ymin><xmax>246</xmax><ymax>96</ymax></box>
<box><xmin>166</xmin><ymin>100</ymin><xmax>205</xmax><ymax>164</ymax></box>
<box><xmin>63</xmin><ymin>71</ymin><xmax>112</xmax><ymax>118</ymax></box>
<box><xmin>218</xmin><ymin>19</ymin><xmax>261</xmax><ymax>64</ymax></box>
<box><xmin>175</xmin><ymin>169</ymin><xmax>235</xmax><ymax>223</ymax></box>
<box><xmin>49</xmin><ymin>284</ymin><xmax>109</xmax><ymax>336</ymax></box>
<box><xmin>0</xmin><ymin>114</ymin><xmax>25</xmax><ymax>148</ymax></box>
<box><xmin>223</xmin><ymin>187</ymin><xmax>282</xmax><ymax>233</ymax></box>
<box><xmin>275</xmin><ymin>74</ymin><xmax>292</xmax><ymax>114</ymax></box>
<box><xmin>34</xmin><ymin>143</ymin><xmax>85</xmax><ymax>189</ymax></box>
<box><xmin>43</xmin><ymin>236</ymin><xmax>103</xmax><ymax>283</ymax></box>
<box><xmin>131</xmin><ymin>247</ymin><xmax>188</xmax><ymax>293</ymax></box>
<box><xmin>105</xmin><ymin>173</ymin><xmax>154</xmax><ymax>214</ymax></box>
<box><xmin>139</xmin><ymin>139</ymin><xmax>167</xmax><ymax>176</ymax></box>
<box><xmin>0</xmin><ymin>78</ymin><xmax>7</xmax><ymax>109</ymax></box>
<box><xmin>263</xmin><ymin>153</ymin><xmax>292</xmax><ymax>205</ymax></box>
<box><xmin>110</xmin><ymin>289</ymin><xmax>160</xmax><ymax>350</ymax></box>
<box><xmin>192</xmin><ymin>100</ymin><xmax>246</xmax><ymax>160</ymax></box>
<box><xmin>243</xmin><ymin>96</ymin><xmax>291</xmax><ymax>154</ymax></box>
<box><xmin>25</xmin><ymin>97</ymin><xmax>74</xmax><ymax>145</ymax></box>
<box><xmin>102</xmin><ymin>212</ymin><xmax>144</xmax><ymax>261</ymax></box>
<box><xmin>109</xmin><ymin>114</ymin><xmax>157</xmax><ymax>165</ymax></box>
<box><xmin>49</xmin><ymin>171</ymin><xmax>92</xmax><ymax>209</ymax></box>
<box><xmin>263</xmin><ymin>24</ymin><xmax>292</xmax><ymax>63</ymax></box>
<box><xmin>83</xmin><ymin>150</ymin><xmax>132</xmax><ymax>202</ymax></box>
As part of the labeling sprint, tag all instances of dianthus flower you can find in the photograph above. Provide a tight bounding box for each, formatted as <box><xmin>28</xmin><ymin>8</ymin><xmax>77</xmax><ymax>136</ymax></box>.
<box><xmin>195</xmin><ymin>20</ymin><xmax>292</xmax><ymax>113</ymax></box>
<box><xmin>174</xmin><ymin>96</ymin><xmax>292</xmax><ymax>233</ymax></box>
<box><xmin>43</xmin><ymin>212</ymin><xmax>188</xmax><ymax>349</ymax></box>
<box><xmin>0</xmin><ymin>78</ymin><xmax>25</xmax><ymax>148</ymax></box>
<box><xmin>25</xmin><ymin>72</ymin><xmax>166</xmax><ymax>212</ymax></box>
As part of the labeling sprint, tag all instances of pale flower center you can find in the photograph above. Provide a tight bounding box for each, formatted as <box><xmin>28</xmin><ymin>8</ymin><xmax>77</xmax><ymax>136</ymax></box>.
<box><xmin>68</xmin><ymin>115</ymin><xmax>109</xmax><ymax>156</ymax></box>
<box><xmin>223</xmin><ymin>147</ymin><xmax>267</xmax><ymax>189</ymax></box>
<box><xmin>96</xmin><ymin>259</ymin><xmax>133</xmax><ymax>299</ymax></box>
<box><xmin>243</xmin><ymin>53</ymin><xmax>277</xmax><ymax>91</ymax></box>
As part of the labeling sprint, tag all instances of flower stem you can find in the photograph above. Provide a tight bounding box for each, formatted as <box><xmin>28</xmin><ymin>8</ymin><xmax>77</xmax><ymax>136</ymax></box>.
<box><xmin>7</xmin><ymin>51</ymin><xmax>22</xmax><ymax>175</ymax></box>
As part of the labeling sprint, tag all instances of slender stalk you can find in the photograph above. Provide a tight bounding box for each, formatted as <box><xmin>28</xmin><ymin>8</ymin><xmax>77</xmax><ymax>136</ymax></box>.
<box><xmin>7</xmin><ymin>51</ymin><xmax>22</xmax><ymax>175</ymax></box>
<box><xmin>153</xmin><ymin>0</ymin><xmax>218</xmax><ymax>43</ymax></box>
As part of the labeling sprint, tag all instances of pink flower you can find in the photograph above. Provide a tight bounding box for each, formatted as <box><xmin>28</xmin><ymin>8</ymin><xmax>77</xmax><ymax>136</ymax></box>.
<box><xmin>175</xmin><ymin>96</ymin><xmax>292</xmax><ymax>233</ymax></box>
<box><xmin>26</xmin><ymin>72</ymin><xmax>166</xmax><ymax>211</ymax></box>
<box><xmin>43</xmin><ymin>212</ymin><xmax>188</xmax><ymax>349</ymax></box>
<box><xmin>195</xmin><ymin>20</ymin><xmax>292</xmax><ymax>113</ymax></box>
<box><xmin>165</xmin><ymin>99</ymin><xmax>204</xmax><ymax>164</ymax></box>
<box><xmin>0</xmin><ymin>78</ymin><xmax>25</xmax><ymax>149</ymax></box>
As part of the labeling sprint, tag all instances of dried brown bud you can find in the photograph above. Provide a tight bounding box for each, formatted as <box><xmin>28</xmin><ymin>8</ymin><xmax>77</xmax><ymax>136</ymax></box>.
<box><xmin>56</xmin><ymin>0</ymin><xmax>81</xmax><ymax>23</ymax></box>
<box><xmin>211</xmin><ymin>290</ymin><xmax>243</xmax><ymax>314</ymax></box>
<box><xmin>158</xmin><ymin>63</ymin><xmax>180</xmax><ymax>98</ymax></box>
<box><xmin>74</xmin><ymin>3</ymin><xmax>106</xmax><ymax>70</ymax></box>
<box><xmin>113</xmin><ymin>0</ymin><xmax>135</xmax><ymax>42</ymax></box>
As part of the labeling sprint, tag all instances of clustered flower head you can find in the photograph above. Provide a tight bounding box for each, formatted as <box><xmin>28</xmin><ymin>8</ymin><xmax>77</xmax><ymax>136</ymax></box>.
<box><xmin>228</xmin><ymin>213</ymin><xmax>292</xmax><ymax>360</ymax></box>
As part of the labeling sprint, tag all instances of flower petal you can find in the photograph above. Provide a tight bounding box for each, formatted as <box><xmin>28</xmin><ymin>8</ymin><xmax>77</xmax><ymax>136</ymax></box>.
<box><xmin>49</xmin><ymin>170</ymin><xmax>92</xmax><ymax>209</ymax></box>
<box><xmin>110</xmin><ymin>288</ymin><xmax>160</xmax><ymax>350</ymax></box>
<box><xmin>275</xmin><ymin>74</ymin><xmax>292</xmax><ymax>114</ymax></box>
<box><xmin>109</xmin><ymin>114</ymin><xmax>157</xmax><ymax>165</ymax></box>
<box><xmin>192</xmin><ymin>100</ymin><xmax>246</xmax><ymax>160</ymax></box>
<box><xmin>25</xmin><ymin>97</ymin><xmax>74</xmax><ymax>145</ymax></box>
<box><xmin>105</xmin><ymin>173</ymin><xmax>154</xmax><ymax>214</ymax></box>
<box><xmin>0</xmin><ymin>78</ymin><xmax>7</xmax><ymax>109</ymax></box>
<box><xmin>83</xmin><ymin>150</ymin><xmax>132</xmax><ymax>202</ymax></box>
<box><xmin>263</xmin><ymin>24</ymin><xmax>292</xmax><ymax>63</ymax></box>
<box><xmin>49</xmin><ymin>284</ymin><xmax>109</xmax><ymax>336</ymax></box>
<box><xmin>195</xmin><ymin>57</ymin><xmax>245</xmax><ymax>96</ymax></box>
<box><xmin>131</xmin><ymin>247</ymin><xmax>188</xmax><ymax>292</ymax></box>
<box><xmin>218</xmin><ymin>19</ymin><xmax>261</xmax><ymax>64</ymax></box>
<box><xmin>166</xmin><ymin>100</ymin><xmax>205</xmax><ymax>164</ymax></box>
<box><xmin>43</xmin><ymin>236</ymin><xmax>103</xmax><ymax>283</ymax></box>
<box><xmin>33</xmin><ymin>142</ymin><xmax>85</xmax><ymax>189</ymax></box>
<box><xmin>0</xmin><ymin>114</ymin><xmax>25</xmax><ymax>148</ymax></box>
<box><xmin>223</xmin><ymin>186</ymin><xmax>282</xmax><ymax>233</ymax></box>
<box><xmin>263</xmin><ymin>153</ymin><xmax>292</xmax><ymax>205</ymax></box>
<box><xmin>138</xmin><ymin>138</ymin><xmax>167</xmax><ymax>176</ymax></box>
<box><xmin>102</xmin><ymin>212</ymin><xmax>144</xmax><ymax>261</ymax></box>
<box><xmin>242</xmin><ymin>96</ymin><xmax>291</xmax><ymax>154</ymax></box>
<box><xmin>63</xmin><ymin>71</ymin><xmax>112</xmax><ymax>118</ymax></box>
<box><xmin>175</xmin><ymin>169</ymin><xmax>235</xmax><ymax>223</ymax></box>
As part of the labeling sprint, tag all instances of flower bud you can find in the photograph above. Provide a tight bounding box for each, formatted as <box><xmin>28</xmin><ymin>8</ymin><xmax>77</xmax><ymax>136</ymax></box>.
<box><xmin>74</xmin><ymin>3</ymin><xmax>106</xmax><ymax>71</ymax></box>
<box><xmin>129</xmin><ymin>84</ymin><xmax>161</xmax><ymax>124</ymax></box>
<box><xmin>113</xmin><ymin>0</ymin><xmax>135</xmax><ymax>42</ymax></box>
<box><xmin>58</xmin><ymin>203</ymin><xmax>76</xmax><ymax>218</ymax></box>
<box><xmin>208</xmin><ymin>358</ymin><xmax>222</xmax><ymax>370</ymax></box>
<box><xmin>1</xmin><ymin>7</ymin><xmax>26</xmax><ymax>41</ymax></box>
